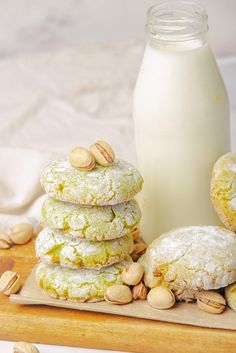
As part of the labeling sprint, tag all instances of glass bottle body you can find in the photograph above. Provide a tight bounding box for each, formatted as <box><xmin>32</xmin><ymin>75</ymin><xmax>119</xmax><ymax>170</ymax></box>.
<box><xmin>133</xmin><ymin>2</ymin><xmax>231</xmax><ymax>242</ymax></box>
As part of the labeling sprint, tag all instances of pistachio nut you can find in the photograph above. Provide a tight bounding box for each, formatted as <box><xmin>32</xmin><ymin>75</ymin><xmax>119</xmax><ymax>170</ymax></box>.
<box><xmin>225</xmin><ymin>282</ymin><xmax>236</xmax><ymax>312</ymax></box>
<box><xmin>196</xmin><ymin>290</ymin><xmax>226</xmax><ymax>314</ymax></box>
<box><xmin>0</xmin><ymin>271</ymin><xmax>21</xmax><ymax>296</ymax></box>
<box><xmin>10</xmin><ymin>223</ymin><xmax>34</xmax><ymax>245</ymax></box>
<box><xmin>131</xmin><ymin>242</ymin><xmax>147</xmax><ymax>261</ymax></box>
<box><xmin>69</xmin><ymin>146</ymin><xmax>95</xmax><ymax>171</ymax></box>
<box><xmin>132</xmin><ymin>281</ymin><xmax>148</xmax><ymax>300</ymax></box>
<box><xmin>0</xmin><ymin>231</ymin><xmax>12</xmax><ymax>249</ymax></box>
<box><xmin>14</xmin><ymin>341</ymin><xmax>40</xmax><ymax>353</ymax></box>
<box><xmin>90</xmin><ymin>140</ymin><xmax>115</xmax><ymax>167</ymax></box>
<box><xmin>104</xmin><ymin>284</ymin><xmax>132</xmax><ymax>305</ymax></box>
<box><xmin>147</xmin><ymin>286</ymin><xmax>175</xmax><ymax>310</ymax></box>
<box><xmin>121</xmin><ymin>262</ymin><xmax>144</xmax><ymax>286</ymax></box>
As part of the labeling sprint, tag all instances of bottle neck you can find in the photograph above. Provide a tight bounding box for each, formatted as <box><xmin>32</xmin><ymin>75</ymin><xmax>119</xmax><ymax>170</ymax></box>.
<box><xmin>146</xmin><ymin>1</ymin><xmax>208</xmax><ymax>51</ymax></box>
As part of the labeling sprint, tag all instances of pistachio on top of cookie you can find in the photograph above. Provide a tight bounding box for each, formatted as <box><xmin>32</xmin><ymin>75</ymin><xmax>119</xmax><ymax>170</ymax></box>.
<box><xmin>90</xmin><ymin>140</ymin><xmax>115</xmax><ymax>167</ymax></box>
<box><xmin>69</xmin><ymin>140</ymin><xmax>115</xmax><ymax>171</ymax></box>
<box><xmin>69</xmin><ymin>147</ymin><xmax>95</xmax><ymax>171</ymax></box>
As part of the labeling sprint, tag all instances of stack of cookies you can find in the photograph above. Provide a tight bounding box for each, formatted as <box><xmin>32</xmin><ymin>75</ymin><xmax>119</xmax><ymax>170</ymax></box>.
<box><xmin>35</xmin><ymin>141</ymin><xmax>143</xmax><ymax>302</ymax></box>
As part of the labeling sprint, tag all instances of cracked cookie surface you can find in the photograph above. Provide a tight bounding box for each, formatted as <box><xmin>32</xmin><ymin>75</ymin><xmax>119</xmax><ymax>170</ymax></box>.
<box><xmin>140</xmin><ymin>226</ymin><xmax>236</xmax><ymax>298</ymax></box>
<box><xmin>42</xmin><ymin>197</ymin><xmax>141</xmax><ymax>240</ymax></box>
<box><xmin>40</xmin><ymin>159</ymin><xmax>143</xmax><ymax>205</ymax></box>
<box><xmin>211</xmin><ymin>152</ymin><xmax>236</xmax><ymax>231</ymax></box>
<box><xmin>36</xmin><ymin>227</ymin><xmax>134</xmax><ymax>269</ymax></box>
<box><xmin>36</xmin><ymin>258</ymin><xmax>132</xmax><ymax>302</ymax></box>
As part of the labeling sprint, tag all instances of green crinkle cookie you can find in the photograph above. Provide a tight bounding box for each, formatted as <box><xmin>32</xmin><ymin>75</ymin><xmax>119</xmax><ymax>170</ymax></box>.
<box><xmin>36</xmin><ymin>227</ymin><xmax>134</xmax><ymax>269</ymax></box>
<box><xmin>211</xmin><ymin>152</ymin><xmax>236</xmax><ymax>231</ymax></box>
<box><xmin>35</xmin><ymin>258</ymin><xmax>132</xmax><ymax>302</ymax></box>
<box><xmin>40</xmin><ymin>159</ymin><xmax>143</xmax><ymax>205</ymax></box>
<box><xmin>42</xmin><ymin>197</ymin><xmax>141</xmax><ymax>241</ymax></box>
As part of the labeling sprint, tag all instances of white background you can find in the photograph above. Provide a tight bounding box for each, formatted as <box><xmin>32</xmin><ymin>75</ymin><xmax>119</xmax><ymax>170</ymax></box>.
<box><xmin>0</xmin><ymin>0</ymin><xmax>235</xmax><ymax>58</ymax></box>
<box><xmin>0</xmin><ymin>1</ymin><xmax>235</xmax><ymax>352</ymax></box>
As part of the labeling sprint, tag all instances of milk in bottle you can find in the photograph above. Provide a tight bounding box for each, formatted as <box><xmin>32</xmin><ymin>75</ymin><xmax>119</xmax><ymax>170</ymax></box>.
<box><xmin>133</xmin><ymin>1</ymin><xmax>231</xmax><ymax>243</ymax></box>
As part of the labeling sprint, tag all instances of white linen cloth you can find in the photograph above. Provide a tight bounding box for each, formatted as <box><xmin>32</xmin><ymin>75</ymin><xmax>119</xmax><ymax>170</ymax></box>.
<box><xmin>0</xmin><ymin>42</ymin><xmax>143</xmax><ymax>232</ymax></box>
<box><xmin>0</xmin><ymin>40</ymin><xmax>234</xmax><ymax>229</ymax></box>
<box><xmin>0</xmin><ymin>42</ymin><xmax>235</xmax><ymax>233</ymax></box>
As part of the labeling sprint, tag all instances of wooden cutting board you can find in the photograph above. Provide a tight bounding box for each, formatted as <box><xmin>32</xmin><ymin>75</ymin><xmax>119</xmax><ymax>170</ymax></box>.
<box><xmin>1</xmin><ymin>240</ymin><xmax>236</xmax><ymax>353</ymax></box>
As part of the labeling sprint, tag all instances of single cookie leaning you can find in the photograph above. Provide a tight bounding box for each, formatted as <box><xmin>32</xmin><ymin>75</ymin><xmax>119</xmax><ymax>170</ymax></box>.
<box><xmin>42</xmin><ymin>198</ymin><xmax>141</xmax><ymax>241</ymax></box>
<box><xmin>36</xmin><ymin>227</ymin><xmax>134</xmax><ymax>269</ymax></box>
<box><xmin>40</xmin><ymin>159</ymin><xmax>143</xmax><ymax>206</ymax></box>
<box><xmin>36</xmin><ymin>258</ymin><xmax>132</xmax><ymax>302</ymax></box>
<box><xmin>140</xmin><ymin>226</ymin><xmax>236</xmax><ymax>301</ymax></box>
<box><xmin>211</xmin><ymin>152</ymin><xmax>236</xmax><ymax>231</ymax></box>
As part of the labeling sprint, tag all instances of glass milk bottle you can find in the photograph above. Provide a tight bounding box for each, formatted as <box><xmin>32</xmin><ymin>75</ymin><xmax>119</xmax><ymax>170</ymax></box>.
<box><xmin>133</xmin><ymin>1</ymin><xmax>230</xmax><ymax>243</ymax></box>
